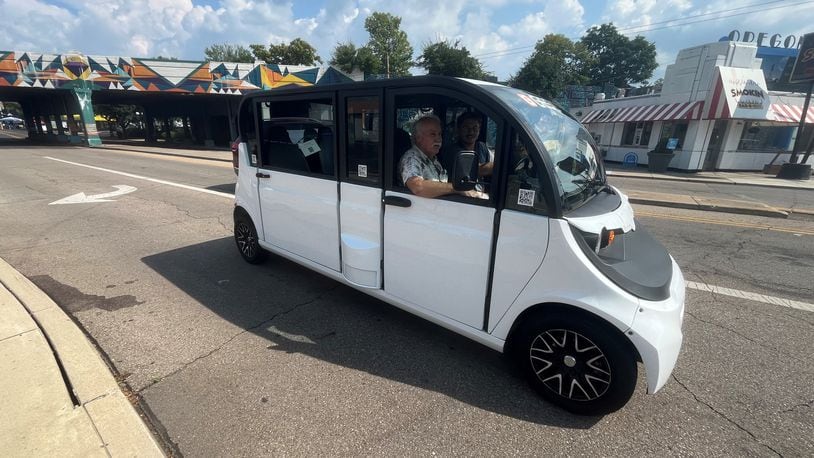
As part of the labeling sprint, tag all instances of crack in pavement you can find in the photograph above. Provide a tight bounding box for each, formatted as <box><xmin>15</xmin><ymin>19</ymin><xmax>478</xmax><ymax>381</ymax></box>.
<box><xmin>138</xmin><ymin>284</ymin><xmax>341</xmax><ymax>392</ymax></box>
<box><xmin>781</xmin><ymin>399</ymin><xmax>814</xmax><ymax>413</ymax></box>
<box><xmin>684</xmin><ymin>311</ymin><xmax>806</xmax><ymax>364</ymax></box>
<box><xmin>671</xmin><ymin>375</ymin><xmax>783</xmax><ymax>457</ymax></box>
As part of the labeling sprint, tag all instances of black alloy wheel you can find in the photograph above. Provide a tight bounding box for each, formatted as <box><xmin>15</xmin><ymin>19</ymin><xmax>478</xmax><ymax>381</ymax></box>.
<box><xmin>515</xmin><ymin>312</ymin><xmax>637</xmax><ymax>415</ymax></box>
<box><xmin>234</xmin><ymin>213</ymin><xmax>267</xmax><ymax>264</ymax></box>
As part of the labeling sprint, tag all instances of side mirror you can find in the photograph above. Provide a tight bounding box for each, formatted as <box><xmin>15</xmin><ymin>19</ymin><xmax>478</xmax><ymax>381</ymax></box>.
<box><xmin>556</xmin><ymin>156</ymin><xmax>587</xmax><ymax>176</ymax></box>
<box><xmin>451</xmin><ymin>151</ymin><xmax>478</xmax><ymax>191</ymax></box>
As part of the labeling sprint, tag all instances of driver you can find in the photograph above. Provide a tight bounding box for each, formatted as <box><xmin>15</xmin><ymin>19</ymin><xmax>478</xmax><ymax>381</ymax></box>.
<box><xmin>442</xmin><ymin>111</ymin><xmax>494</xmax><ymax>177</ymax></box>
<box><xmin>398</xmin><ymin>114</ymin><xmax>477</xmax><ymax>199</ymax></box>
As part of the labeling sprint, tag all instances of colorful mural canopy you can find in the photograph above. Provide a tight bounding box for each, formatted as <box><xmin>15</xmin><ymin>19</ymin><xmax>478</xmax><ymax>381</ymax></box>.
<box><xmin>0</xmin><ymin>51</ymin><xmax>353</xmax><ymax>94</ymax></box>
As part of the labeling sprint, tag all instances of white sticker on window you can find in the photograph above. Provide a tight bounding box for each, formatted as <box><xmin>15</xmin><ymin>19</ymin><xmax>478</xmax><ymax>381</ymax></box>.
<box><xmin>298</xmin><ymin>139</ymin><xmax>321</xmax><ymax>157</ymax></box>
<box><xmin>518</xmin><ymin>189</ymin><xmax>535</xmax><ymax>207</ymax></box>
<box><xmin>358</xmin><ymin>164</ymin><xmax>368</xmax><ymax>178</ymax></box>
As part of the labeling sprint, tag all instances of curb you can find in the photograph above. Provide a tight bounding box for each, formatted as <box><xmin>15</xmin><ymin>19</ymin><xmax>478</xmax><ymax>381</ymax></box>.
<box><xmin>607</xmin><ymin>170</ymin><xmax>814</xmax><ymax>192</ymax></box>
<box><xmin>784</xmin><ymin>207</ymin><xmax>814</xmax><ymax>221</ymax></box>
<box><xmin>95</xmin><ymin>145</ymin><xmax>232</xmax><ymax>164</ymax></box>
<box><xmin>0</xmin><ymin>257</ymin><xmax>165</xmax><ymax>457</ymax></box>
<box><xmin>627</xmin><ymin>196</ymin><xmax>790</xmax><ymax>219</ymax></box>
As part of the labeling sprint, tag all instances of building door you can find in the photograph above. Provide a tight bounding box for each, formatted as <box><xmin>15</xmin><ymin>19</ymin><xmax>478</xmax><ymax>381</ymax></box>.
<box><xmin>703</xmin><ymin>120</ymin><xmax>726</xmax><ymax>171</ymax></box>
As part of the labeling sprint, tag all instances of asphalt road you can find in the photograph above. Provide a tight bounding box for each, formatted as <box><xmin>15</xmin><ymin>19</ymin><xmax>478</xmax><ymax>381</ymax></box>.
<box><xmin>0</xmin><ymin>145</ymin><xmax>811</xmax><ymax>456</ymax></box>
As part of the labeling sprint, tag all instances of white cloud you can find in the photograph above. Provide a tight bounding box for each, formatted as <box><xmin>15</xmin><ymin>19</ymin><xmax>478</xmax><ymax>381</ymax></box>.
<box><xmin>3</xmin><ymin>0</ymin><xmax>813</xmax><ymax>83</ymax></box>
<box><xmin>0</xmin><ymin>0</ymin><xmax>78</xmax><ymax>53</ymax></box>
<box><xmin>294</xmin><ymin>17</ymin><xmax>320</xmax><ymax>35</ymax></box>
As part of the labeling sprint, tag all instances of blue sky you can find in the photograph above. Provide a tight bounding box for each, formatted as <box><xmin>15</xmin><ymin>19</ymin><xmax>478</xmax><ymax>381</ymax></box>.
<box><xmin>2</xmin><ymin>0</ymin><xmax>812</xmax><ymax>82</ymax></box>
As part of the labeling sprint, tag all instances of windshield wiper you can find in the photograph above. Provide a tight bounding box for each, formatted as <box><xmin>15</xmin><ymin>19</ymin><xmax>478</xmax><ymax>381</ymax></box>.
<box><xmin>572</xmin><ymin>175</ymin><xmax>611</xmax><ymax>193</ymax></box>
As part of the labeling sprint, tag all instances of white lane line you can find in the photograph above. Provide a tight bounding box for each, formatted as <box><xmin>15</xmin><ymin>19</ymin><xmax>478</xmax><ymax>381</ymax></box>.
<box><xmin>39</xmin><ymin>156</ymin><xmax>814</xmax><ymax>314</ymax></box>
<box><xmin>44</xmin><ymin>156</ymin><xmax>234</xmax><ymax>199</ymax></box>
<box><xmin>686</xmin><ymin>281</ymin><xmax>814</xmax><ymax>313</ymax></box>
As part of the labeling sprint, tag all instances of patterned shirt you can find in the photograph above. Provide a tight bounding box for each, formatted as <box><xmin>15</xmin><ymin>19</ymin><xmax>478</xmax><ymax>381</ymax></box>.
<box><xmin>398</xmin><ymin>146</ymin><xmax>448</xmax><ymax>186</ymax></box>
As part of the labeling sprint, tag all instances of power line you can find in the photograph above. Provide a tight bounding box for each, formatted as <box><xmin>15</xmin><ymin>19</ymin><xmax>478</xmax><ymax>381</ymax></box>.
<box><xmin>620</xmin><ymin>0</ymin><xmax>814</xmax><ymax>34</ymax></box>
<box><xmin>615</xmin><ymin>0</ymin><xmax>790</xmax><ymax>32</ymax></box>
<box><xmin>474</xmin><ymin>0</ymin><xmax>812</xmax><ymax>61</ymax></box>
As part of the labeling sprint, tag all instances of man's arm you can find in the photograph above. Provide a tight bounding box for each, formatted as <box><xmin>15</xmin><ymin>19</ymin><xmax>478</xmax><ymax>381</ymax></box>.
<box><xmin>405</xmin><ymin>177</ymin><xmax>483</xmax><ymax>199</ymax></box>
<box><xmin>405</xmin><ymin>176</ymin><xmax>456</xmax><ymax>198</ymax></box>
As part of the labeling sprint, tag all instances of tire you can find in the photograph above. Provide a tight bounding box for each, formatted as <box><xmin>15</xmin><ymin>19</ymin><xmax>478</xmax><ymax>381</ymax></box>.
<box><xmin>513</xmin><ymin>311</ymin><xmax>637</xmax><ymax>415</ymax></box>
<box><xmin>234</xmin><ymin>211</ymin><xmax>267</xmax><ymax>264</ymax></box>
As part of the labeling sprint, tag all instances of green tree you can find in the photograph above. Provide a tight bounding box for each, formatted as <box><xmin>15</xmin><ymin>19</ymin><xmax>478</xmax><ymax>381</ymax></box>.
<box><xmin>579</xmin><ymin>23</ymin><xmax>657</xmax><ymax>87</ymax></box>
<box><xmin>510</xmin><ymin>34</ymin><xmax>592</xmax><ymax>99</ymax></box>
<box><xmin>329</xmin><ymin>42</ymin><xmax>381</xmax><ymax>74</ymax></box>
<box><xmin>417</xmin><ymin>40</ymin><xmax>489</xmax><ymax>79</ymax></box>
<box><xmin>94</xmin><ymin>104</ymin><xmax>140</xmax><ymax>139</ymax></box>
<box><xmin>150</xmin><ymin>56</ymin><xmax>178</xmax><ymax>61</ymax></box>
<box><xmin>204</xmin><ymin>43</ymin><xmax>254</xmax><ymax>63</ymax></box>
<box><xmin>364</xmin><ymin>12</ymin><xmax>413</xmax><ymax>77</ymax></box>
<box><xmin>250</xmin><ymin>38</ymin><xmax>322</xmax><ymax>65</ymax></box>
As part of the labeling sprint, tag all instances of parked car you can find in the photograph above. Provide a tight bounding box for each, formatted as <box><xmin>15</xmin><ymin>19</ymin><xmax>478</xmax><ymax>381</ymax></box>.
<box><xmin>231</xmin><ymin>76</ymin><xmax>685</xmax><ymax>415</ymax></box>
<box><xmin>0</xmin><ymin>116</ymin><xmax>24</xmax><ymax>129</ymax></box>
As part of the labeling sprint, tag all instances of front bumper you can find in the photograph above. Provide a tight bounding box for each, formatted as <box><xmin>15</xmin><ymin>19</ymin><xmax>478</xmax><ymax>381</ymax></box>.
<box><xmin>627</xmin><ymin>258</ymin><xmax>686</xmax><ymax>393</ymax></box>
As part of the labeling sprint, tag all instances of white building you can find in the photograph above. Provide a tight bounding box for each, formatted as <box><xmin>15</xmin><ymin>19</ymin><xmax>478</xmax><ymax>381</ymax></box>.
<box><xmin>577</xmin><ymin>41</ymin><xmax>814</xmax><ymax>171</ymax></box>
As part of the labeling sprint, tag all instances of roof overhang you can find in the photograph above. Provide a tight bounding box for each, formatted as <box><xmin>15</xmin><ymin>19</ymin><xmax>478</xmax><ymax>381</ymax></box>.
<box><xmin>581</xmin><ymin>101</ymin><xmax>704</xmax><ymax>124</ymax></box>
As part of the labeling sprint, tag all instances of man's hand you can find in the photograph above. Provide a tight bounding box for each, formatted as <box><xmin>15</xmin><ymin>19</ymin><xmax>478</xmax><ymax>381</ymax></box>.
<box><xmin>459</xmin><ymin>189</ymin><xmax>488</xmax><ymax>199</ymax></box>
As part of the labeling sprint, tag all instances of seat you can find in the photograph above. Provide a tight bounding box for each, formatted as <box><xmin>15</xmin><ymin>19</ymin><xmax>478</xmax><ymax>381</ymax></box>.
<box><xmin>263</xmin><ymin>125</ymin><xmax>309</xmax><ymax>172</ymax></box>
<box><xmin>316</xmin><ymin>127</ymin><xmax>334</xmax><ymax>175</ymax></box>
<box><xmin>392</xmin><ymin>128</ymin><xmax>412</xmax><ymax>186</ymax></box>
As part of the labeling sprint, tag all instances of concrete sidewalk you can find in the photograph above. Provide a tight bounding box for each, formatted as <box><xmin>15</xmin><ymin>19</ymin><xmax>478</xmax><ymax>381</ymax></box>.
<box><xmin>93</xmin><ymin>142</ymin><xmax>814</xmax><ymax>219</ymax></box>
<box><xmin>605</xmin><ymin>165</ymin><xmax>814</xmax><ymax>191</ymax></box>
<box><xmin>0</xmin><ymin>257</ymin><xmax>164</xmax><ymax>457</ymax></box>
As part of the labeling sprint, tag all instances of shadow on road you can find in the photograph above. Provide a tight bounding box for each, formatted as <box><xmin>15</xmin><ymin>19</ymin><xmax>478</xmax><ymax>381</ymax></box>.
<box><xmin>206</xmin><ymin>183</ymin><xmax>235</xmax><ymax>194</ymax></box>
<box><xmin>142</xmin><ymin>236</ymin><xmax>601</xmax><ymax>429</ymax></box>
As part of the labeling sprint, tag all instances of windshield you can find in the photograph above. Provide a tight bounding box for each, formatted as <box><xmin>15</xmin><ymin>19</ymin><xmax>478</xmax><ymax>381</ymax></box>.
<box><xmin>485</xmin><ymin>84</ymin><xmax>605</xmax><ymax>212</ymax></box>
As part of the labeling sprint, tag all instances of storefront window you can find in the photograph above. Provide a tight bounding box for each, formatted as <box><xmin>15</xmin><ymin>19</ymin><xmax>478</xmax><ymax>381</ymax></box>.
<box><xmin>621</xmin><ymin>121</ymin><xmax>652</xmax><ymax>147</ymax></box>
<box><xmin>658</xmin><ymin>121</ymin><xmax>688</xmax><ymax>150</ymax></box>
<box><xmin>737</xmin><ymin>122</ymin><xmax>795</xmax><ymax>152</ymax></box>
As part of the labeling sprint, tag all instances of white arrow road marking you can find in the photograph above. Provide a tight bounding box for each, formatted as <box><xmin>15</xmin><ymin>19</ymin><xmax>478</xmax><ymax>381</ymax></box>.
<box><xmin>43</xmin><ymin>156</ymin><xmax>234</xmax><ymax>199</ymax></box>
<box><xmin>49</xmin><ymin>185</ymin><xmax>138</xmax><ymax>205</ymax></box>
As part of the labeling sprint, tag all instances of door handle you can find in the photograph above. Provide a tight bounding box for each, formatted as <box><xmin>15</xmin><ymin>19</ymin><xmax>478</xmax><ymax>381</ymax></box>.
<box><xmin>383</xmin><ymin>195</ymin><xmax>411</xmax><ymax>207</ymax></box>
<box><xmin>256</xmin><ymin>172</ymin><xmax>270</xmax><ymax>178</ymax></box>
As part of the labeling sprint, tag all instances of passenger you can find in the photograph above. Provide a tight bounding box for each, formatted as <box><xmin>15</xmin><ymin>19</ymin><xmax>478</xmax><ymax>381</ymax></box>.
<box><xmin>398</xmin><ymin>115</ymin><xmax>479</xmax><ymax>198</ymax></box>
<box><xmin>443</xmin><ymin>112</ymin><xmax>493</xmax><ymax>177</ymax></box>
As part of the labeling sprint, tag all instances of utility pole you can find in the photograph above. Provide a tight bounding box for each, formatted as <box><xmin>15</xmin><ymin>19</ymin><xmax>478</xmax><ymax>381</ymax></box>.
<box><xmin>789</xmin><ymin>81</ymin><xmax>813</xmax><ymax>164</ymax></box>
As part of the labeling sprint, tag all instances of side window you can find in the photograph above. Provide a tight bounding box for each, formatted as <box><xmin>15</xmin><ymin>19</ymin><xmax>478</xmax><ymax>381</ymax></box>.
<box><xmin>345</xmin><ymin>96</ymin><xmax>380</xmax><ymax>183</ymax></box>
<box><xmin>505</xmin><ymin>131</ymin><xmax>548</xmax><ymax>214</ymax></box>
<box><xmin>391</xmin><ymin>93</ymin><xmax>497</xmax><ymax>199</ymax></box>
<box><xmin>258</xmin><ymin>98</ymin><xmax>335</xmax><ymax>177</ymax></box>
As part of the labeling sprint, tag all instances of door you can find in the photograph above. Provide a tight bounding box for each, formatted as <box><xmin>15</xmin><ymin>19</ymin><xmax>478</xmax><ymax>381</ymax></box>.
<box><xmin>703</xmin><ymin>120</ymin><xmax>726</xmax><ymax>171</ymax></box>
<box><xmin>256</xmin><ymin>96</ymin><xmax>341</xmax><ymax>271</ymax></box>
<box><xmin>338</xmin><ymin>92</ymin><xmax>384</xmax><ymax>287</ymax></box>
<box><xmin>383</xmin><ymin>194</ymin><xmax>495</xmax><ymax>328</ymax></box>
<box><xmin>381</xmin><ymin>88</ymin><xmax>500</xmax><ymax>329</ymax></box>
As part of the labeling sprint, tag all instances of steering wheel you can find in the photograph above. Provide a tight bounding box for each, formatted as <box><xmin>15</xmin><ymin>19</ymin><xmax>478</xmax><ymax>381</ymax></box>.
<box><xmin>513</xmin><ymin>156</ymin><xmax>533</xmax><ymax>173</ymax></box>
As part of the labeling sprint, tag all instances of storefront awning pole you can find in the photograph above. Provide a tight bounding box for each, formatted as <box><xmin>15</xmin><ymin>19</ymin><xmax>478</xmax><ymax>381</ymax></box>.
<box><xmin>790</xmin><ymin>81</ymin><xmax>814</xmax><ymax>164</ymax></box>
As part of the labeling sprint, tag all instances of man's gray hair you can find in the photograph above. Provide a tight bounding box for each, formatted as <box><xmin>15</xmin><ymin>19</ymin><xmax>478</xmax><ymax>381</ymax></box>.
<box><xmin>409</xmin><ymin>113</ymin><xmax>441</xmax><ymax>140</ymax></box>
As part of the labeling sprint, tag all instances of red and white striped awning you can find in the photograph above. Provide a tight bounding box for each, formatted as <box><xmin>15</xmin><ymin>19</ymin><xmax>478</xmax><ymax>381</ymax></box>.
<box><xmin>580</xmin><ymin>101</ymin><xmax>704</xmax><ymax>124</ymax></box>
<box><xmin>769</xmin><ymin>103</ymin><xmax>814</xmax><ymax>124</ymax></box>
